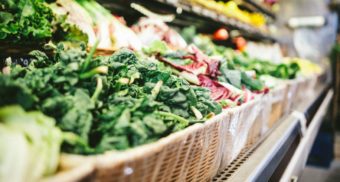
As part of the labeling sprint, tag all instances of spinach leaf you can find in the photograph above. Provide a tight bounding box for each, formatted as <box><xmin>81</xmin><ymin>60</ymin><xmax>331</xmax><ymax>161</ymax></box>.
<box><xmin>0</xmin><ymin>44</ymin><xmax>221</xmax><ymax>154</ymax></box>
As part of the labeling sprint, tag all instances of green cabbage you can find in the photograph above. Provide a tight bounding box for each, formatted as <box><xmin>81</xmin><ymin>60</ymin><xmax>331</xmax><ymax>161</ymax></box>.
<box><xmin>0</xmin><ymin>106</ymin><xmax>63</xmax><ymax>182</ymax></box>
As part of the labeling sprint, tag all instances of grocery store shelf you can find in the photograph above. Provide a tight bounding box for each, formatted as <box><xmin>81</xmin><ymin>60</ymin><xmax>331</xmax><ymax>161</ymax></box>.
<box><xmin>217</xmin><ymin>0</ymin><xmax>276</xmax><ymax>20</ymax></box>
<box><xmin>213</xmin><ymin>84</ymin><xmax>333</xmax><ymax>181</ymax></box>
<box><xmin>99</xmin><ymin>0</ymin><xmax>276</xmax><ymax>42</ymax></box>
<box><xmin>243</xmin><ymin>0</ymin><xmax>276</xmax><ymax>19</ymax></box>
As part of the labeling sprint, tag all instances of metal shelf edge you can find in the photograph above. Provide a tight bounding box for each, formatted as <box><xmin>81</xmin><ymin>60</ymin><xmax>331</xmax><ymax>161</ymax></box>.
<box><xmin>279</xmin><ymin>89</ymin><xmax>334</xmax><ymax>181</ymax></box>
<box><xmin>225</xmin><ymin>115</ymin><xmax>302</xmax><ymax>182</ymax></box>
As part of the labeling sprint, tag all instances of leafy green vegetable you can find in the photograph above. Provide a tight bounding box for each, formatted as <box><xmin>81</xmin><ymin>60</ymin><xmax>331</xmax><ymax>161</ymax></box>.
<box><xmin>0</xmin><ymin>105</ymin><xmax>63</xmax><ymax>182</ymax></box>
<box><xmin>240</xmin><ymin>72</ymin><xmax>264</xmax><ymax>91</ymax></box>
<box><xmin>0</xmin><ymin>0</ymin><xmax>53</xmax><ymax>43</ymax></box>
<box><xmin>0</xmin><ymin>0</ymin><xmax>88</xmax><ymax>45</ymax></box>
<box><xmin>52</xmin><ymin>14</ymin><xmax>88</xmax><ymax>43</ymax></box>
<box><xmin>142</xmin><ymin>40</ymin><xmax>169</xmax><ymax>55</ymax></box>
<box><xmin>181</xmin><ymin>26</ymin><xmax>196</xmax><ymax>44</ymax></box>
<box><xmin>219</xmin><ymin>57</ymin><xmax>264</xmax><ymax>91</ymax></box>
<box><xmin>0</xmin><ymin>43</ymin><xmax>221</xmax><ymax>154</ymax></box>
<box><xmin>224</xmin><ymin>50</ymin><xmax>300</xmax><ymax>80</ymax></box>
<box><xmin>181</xmin><ymin>26</ymin><xmax>300</xmax><ymax>85</ymax></box>
<box><xmin>219</xmin><ymin>68</ymin><xmax>242</xmax><ymax>89</ymax></box>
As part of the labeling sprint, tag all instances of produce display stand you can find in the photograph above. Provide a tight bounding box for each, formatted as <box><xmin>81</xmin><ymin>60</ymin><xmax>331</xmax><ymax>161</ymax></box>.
<box><xmin>242</xmin><ymin>0</ymin><xmax>276</xmax><ymax>19</ymax></box>
<box><xmin>39</xmin><ymin>76</ymin><xmax>324</xmax><ymax>182</ymax></box>
<box><xmin>213</xmin><ymin>81</ymin><xmax>333</xmax><ymax>181</ymax></box>
<box><xmin>1</xmin><ymin>1</ymin><xmax>328</xmax><ymax>181</ymax></box>
<box><xmin>53</xmin><ymin>96</ymin><xmax>263</xmax><ymax>182</ymax></box>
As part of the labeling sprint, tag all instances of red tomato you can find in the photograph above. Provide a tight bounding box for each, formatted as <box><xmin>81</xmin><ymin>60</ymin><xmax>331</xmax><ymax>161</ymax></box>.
<box><xmin>213</xmin><ymin>28</ymin><xmax>229</xmax><ymax>40</ymax></box>
<box><xmin>234</xmin><ymin>37</ymin><xmax>247</xmax><ymax>50</ymax></box>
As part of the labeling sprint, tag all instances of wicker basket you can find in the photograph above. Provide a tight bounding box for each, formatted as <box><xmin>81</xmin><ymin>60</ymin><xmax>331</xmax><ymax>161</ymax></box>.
<box><xmin>247</xmin><ymin>93</ymin><xmax>271</xmax><ymax>146</ymax></box>
<box><xmin>0</xmin><ymin>41</ymin><xmax>48</xmax><ymax>57</ymax></box>
<box><xmin>282</xmin><ymin>79</ymin><xmax>300</xmax><ymax>115</ymax></box>
<box><xmin>44</xmin><ymin>95</ymin><xmax>279</xmax><ymax>182</ymax></box>
<box><xmin>267</xmin><ymin>84</ymin><xmax>288</xmax><ymax>128</ymax></box>
<box><xmin>41</xmin><ymin>154</ymin><xmax>95</xmax><ymax>182</ymax></box>
<box><xmin>92</xmin><ymin>110</ymin><xmax>233</xmax><ymax>182</ymax></box>
<box><xmin>218</xmin><ymin>98</ymin><xmax>262</xmax><ymax>170</ymax></box>
<box><xmin>79</xmin><ymin>99</ymin><xmax>261</xmax><ymax>182</ymax></box>
<box><xmin>299</xmin><ymin>75</ymin><xmax>318</xmax><ymax>100</ymax></box>
<box><xmin>42</xmin><ymin>78</ymin><xmax>310</xmax><ymax>182</ymax></box>
<box><xmin>94</xmin><ymin>123</ymin><xmax>206</xmax><ymax>182</ymax></box>
<box><xmin>92</xmin><ymin>48</ymin><xmax>116</xmax><ymax>56</ymax></box>
<box><xmin>42</xmin><ymin>76</ymin><xmax>319</xmax><ymax>182</ymax></box>
<box><xmin>293</xmin><ymin>77</ymin><xmax>306</xmax><ymax>107</ymax></box>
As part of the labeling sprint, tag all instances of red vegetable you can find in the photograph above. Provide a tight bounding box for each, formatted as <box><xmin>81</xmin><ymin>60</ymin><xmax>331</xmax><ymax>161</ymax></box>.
<box><xmin>198</xmin><ymin>75</ymin><xmax>233</xmax><ymax>101</ymax></box>
<box><xmin>233</xmin><ymin>37</ymin><xmax>247</xmax><ymax>51</ymax></box>
<box><xmin>187</xmin><ymin>45</ymin><xmax>220</xmax><ymax>77</ymax></box>
<box><xmin>157</xmin><ymin>54</ymin><xmax>207</xmax><ymax>75</ymax></box>
<box><xmin>158</xmin><ymin>45</ymin><xmax>220</xmax><ymax>77</ymax></box>
<box><xmin>213</xmin><ymin>28</ymin><xmax>229</xmax><ymax>40</ymax></box>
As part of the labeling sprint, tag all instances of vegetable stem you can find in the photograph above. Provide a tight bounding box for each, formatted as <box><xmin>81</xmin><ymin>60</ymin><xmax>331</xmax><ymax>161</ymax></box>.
<box><xmin>80</xmin><ymin>66</ymin><xmax>108</xmax><ymax>79</ymax></box>
<box><xmin>155</xmin><ymin>111</ymin><xmax>189</xmax><ymax>126</ymax></box>
<box><xmin>190</xmin><ymin>106</ymin><xmax>203</xmax><ymax>120</ymax></box>
<box><xmin>91</xmin><ymin>77</ymin><xmax>103</xmax><ymax>102</ymax></box>
<box><xmin>151</xmin><ymin>80</ymin><xmax>163</xmax><ymax>98</ymax></box>
<box><xmin>82</xmin><ymin>40</ymin><xmax>99</xmax><ymax>72</ymax></box>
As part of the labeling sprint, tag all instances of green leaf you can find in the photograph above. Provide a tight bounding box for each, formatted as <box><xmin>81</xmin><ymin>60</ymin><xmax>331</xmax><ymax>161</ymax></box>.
<box><xmin>142</xmin><ymin>40</ymin><xmax>169</xmax><ymax>55</ymax></box>
<box><xmin>0</xmin><ymin>76</ymin><xmax>37</xmax><ymax>109</ymax></box>
<box><xmin>98</xmin><ymin>135</ymin><xmax>130</xmax><ymax>151</ymax></box>
<box><xmin>143</xmin><ymin>115</ymin><xmax>167</xmax><ymax>134</ymax></box>
<box><xmin>114</xmin><ymin>108</ymin><xmax>131</xmax><ymax>133</ymax></box>
<box><xmin>241</xmin><ymin>72</ymin><xmax>264</xmax><ymax>91</ymax></box>
<box><xmin>0</xmin><ymin>12</ymin><xmax>14</xmax><ymax>25</ymax></box>
<box><xmin>221</xmin><ymin>69</ymin><xmax>242</xmax><ymax>89</ymax></box>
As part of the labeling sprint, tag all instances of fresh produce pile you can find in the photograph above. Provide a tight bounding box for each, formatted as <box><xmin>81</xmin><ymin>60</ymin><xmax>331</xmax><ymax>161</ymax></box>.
<box><xmin>133</xmin><ymin>19</ymin><xmax>274</xmax><ymax>107</ymax></box>
<box><xmin>0</xmin><ymin>0</ymin><xmax>87</xmax><ymax>46</ymax></box>
<box><xmin>0</xmin><ymin>43</ymin><xmax>221</xmax><ymax>154</ymax></box>
<box><xmin>181</xmin><ymin>26</ymin><xmax>301</xmax><ymax>87</ymax></box>
<box><xmin>50</xmin><ymin>0</ymin><xmax>142</xmax><ymax>50</ymax></box>
<box><xmin>0</xmin><ymin>0</ymin><xmax>54</xmax><ymax>43</ymax></box>
<box><xmin>0</xmin><ymin>0</ymin><xmax>322</xmax><ymax>181</ymax></box>
<box><xmin>142</xmin><ymin>41</ymin><xmax>259</xmax><ymax>106</ymax></box>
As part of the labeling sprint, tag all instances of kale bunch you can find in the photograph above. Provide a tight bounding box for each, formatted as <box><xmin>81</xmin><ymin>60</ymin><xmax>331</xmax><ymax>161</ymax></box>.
<box><xmin>0</xmin><ymin>0</ymin><xmax>54</xmax><ymax>43</ymax></box>
<box><xmin>0</xmin><ymin>0</ymin><xmax>87</xmax><ymax>45</ymax></box>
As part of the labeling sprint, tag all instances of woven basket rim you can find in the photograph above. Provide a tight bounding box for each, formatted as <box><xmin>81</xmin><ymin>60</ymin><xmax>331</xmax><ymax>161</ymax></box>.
<box><xmin>60</xmin><ymin>96</ymin><xmax>262</xmax><ymax>159</ymax></box>
<box><xmin>41</xmin><ymin>154</ymin><xmax>95</xmax><ymax>182</ymax></box>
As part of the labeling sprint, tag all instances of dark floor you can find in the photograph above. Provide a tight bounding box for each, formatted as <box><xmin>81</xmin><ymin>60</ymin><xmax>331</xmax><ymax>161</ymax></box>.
<box><xmin>300</xmin><ymin>133</ymin><xmax>340</xmax><ymax>182</ymax></box>
<box><xmin>300</xmin><ymin>161</ymin><xmax>340</xmax><ymax>182</ymax></box>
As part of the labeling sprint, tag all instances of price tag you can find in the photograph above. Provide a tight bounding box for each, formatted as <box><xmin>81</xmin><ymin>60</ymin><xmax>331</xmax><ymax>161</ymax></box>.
<box><xmin>292</xmin><ymin>110</ymin><xmax>307</xmax><ymax>136</ymax></box>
